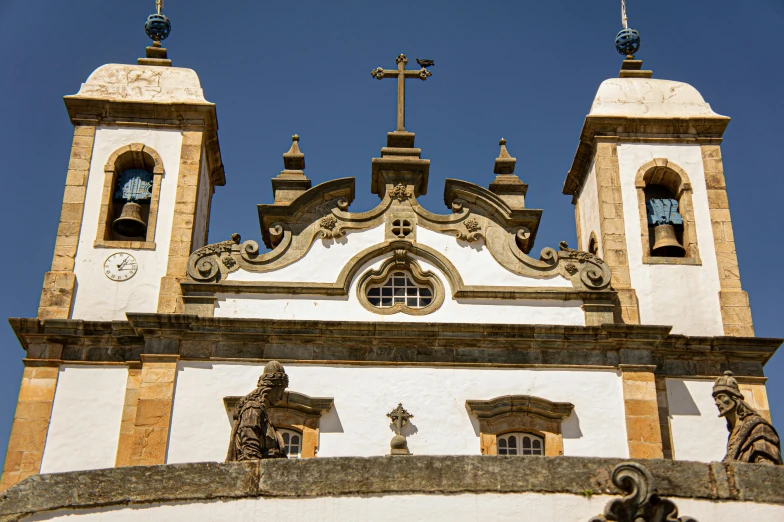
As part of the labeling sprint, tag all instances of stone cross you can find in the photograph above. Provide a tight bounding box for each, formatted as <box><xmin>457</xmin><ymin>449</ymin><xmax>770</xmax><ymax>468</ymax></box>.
<box><xmin>387</xmin><ymin>403</ymin><xmax>413</xmax><ymax>434</ymax></box>
<box><xmin>371</xmin><ymin>54</ymin><xmax>432</xmax><ymax>132</ymax></box>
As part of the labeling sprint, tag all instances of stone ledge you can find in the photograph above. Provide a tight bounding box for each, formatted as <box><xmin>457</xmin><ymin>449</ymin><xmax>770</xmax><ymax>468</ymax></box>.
<box><xmin>1</xmin><ymin>457</ymin><xmax>783</xmax><ymax>520</ymax></box>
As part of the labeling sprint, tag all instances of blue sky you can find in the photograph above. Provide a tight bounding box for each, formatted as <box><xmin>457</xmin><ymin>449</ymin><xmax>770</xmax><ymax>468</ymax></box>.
<box><xmin>0</xmin><ymin>0</ymin><xmax>782</xmax><ymax>463</ymax></box>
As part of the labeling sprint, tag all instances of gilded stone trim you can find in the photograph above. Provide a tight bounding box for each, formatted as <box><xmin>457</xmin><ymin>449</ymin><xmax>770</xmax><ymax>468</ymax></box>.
<box><xmin>223</xmin><ymin>392</ymin><xmax>333</xmax><ymax>459</ymax></box>
<box><xmin>356</xmin><ymin>250</ymin><xmax>445</xmax><ymax>316</ymax></box>
<box><xmin>95</xmin><ymin>143</ymin><xmax>165</xmax><ymax>248</ymax></box>
<box><xmin>0</xmin><ymin>360</ymin><xmax>60</xmax><ymax>491</ymax></box>
<box><xmin>634</xmin><ymin>158</ymin><xmax>701</xmax><ymax>264</ymax></box>
<box><xmin>38</xmin><ymin>123</ymin><xmax>97</xmax><ymax>320</ymax></box>
<box><xmin>701</xmin><ymin>145</ymin><xmax>754</xmax><ymax>337</ymax></box>
<box><xmin>467</xmin><ymin>395</ymin><xmax>574</xmax><ymax>457</ymax></box>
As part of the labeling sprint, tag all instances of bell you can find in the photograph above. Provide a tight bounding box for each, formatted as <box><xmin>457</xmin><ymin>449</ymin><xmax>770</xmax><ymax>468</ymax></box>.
<box><xmin>651</xmin><ymin>224</ymin><xmax>685</xmax><ymax>257</ymax></box>
<box><xmin>113</xmin><ymin>201</ymin><xmax>147</xmax><ymax>238</ymax></box>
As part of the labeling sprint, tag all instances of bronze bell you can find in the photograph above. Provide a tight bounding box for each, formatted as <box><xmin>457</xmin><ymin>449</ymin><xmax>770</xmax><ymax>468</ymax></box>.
<box><xmin>113</xmin><ymin>201</ymin><xmax>147</xmax><ymax>238</ymax></box>
<box><xmin>651</xmin><ymin>224</ymin><xmax>685</xmax><ymax>257</ymax></box>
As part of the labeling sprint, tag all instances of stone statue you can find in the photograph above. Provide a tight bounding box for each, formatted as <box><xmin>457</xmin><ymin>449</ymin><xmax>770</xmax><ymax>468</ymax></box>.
<box><xmin>226</xmin><ymin>361</ymin><xmax>289</xmax><ymax>461</ymax></box>
<box><xmin>712</xmin><ymin>371</ymin><xmax>782</xmax><ymax>465</ymax></box>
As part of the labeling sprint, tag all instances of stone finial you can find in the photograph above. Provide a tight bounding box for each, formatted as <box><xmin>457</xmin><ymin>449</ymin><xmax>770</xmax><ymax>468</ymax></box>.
<box><xmin>272</xmin><ymin>134</ymin><xmax>311</xmax><ymax>204</ymax></box>
<box><xmin>282</xmin><ymin>135</ymin><xmax>306</xmax><ymax>172</ymax></box>
<box><xmin>387</xmin><ymin>403</ymin><xmax>413</xmax><ymax>456</ymax></box>
<box><xmin>494</xmin><ymin>138</ymin><xmax>516</xmax><ymax>175</ymax></box>
<box><xmin>489</xmin><ymin>138</ymin><xmax>527</xmax><ymax>209</ymax></box>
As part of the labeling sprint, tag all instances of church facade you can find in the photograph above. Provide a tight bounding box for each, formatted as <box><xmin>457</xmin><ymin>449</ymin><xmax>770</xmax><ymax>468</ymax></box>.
<box><xmin>1</xmin><ymin>10</ymin><xmax>782</xmax><ymax>522</ymax></box>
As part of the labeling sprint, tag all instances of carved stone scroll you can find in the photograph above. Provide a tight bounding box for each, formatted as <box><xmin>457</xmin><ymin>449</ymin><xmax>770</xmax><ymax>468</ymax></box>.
<box><xmin>590</xmin><ymin>462</ymin><xmax>696</xmax><ymax>522</ymax></box>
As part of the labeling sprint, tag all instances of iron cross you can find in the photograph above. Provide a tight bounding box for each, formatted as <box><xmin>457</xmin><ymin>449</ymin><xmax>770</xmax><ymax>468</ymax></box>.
<box><xmin>371</xmin><ymin>54</ymin><xmax>432</xmax><ymax>132</ymax></box>
<box><xmin>387</xmin><ymin>403</ymin><xmax>413</xmax><ymax>434</ymax></box>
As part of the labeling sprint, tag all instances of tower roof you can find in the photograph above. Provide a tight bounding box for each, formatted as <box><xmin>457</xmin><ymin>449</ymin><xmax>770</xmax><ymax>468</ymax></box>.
<box><xmin>589</xmin><ymin>77</ymin><xmax>723</xmax><ymax>119</ymax></box>
<box><xmin>71</xmin><ymin>64</ymin><xmax>208</xmax><ymax>104</ymax></box>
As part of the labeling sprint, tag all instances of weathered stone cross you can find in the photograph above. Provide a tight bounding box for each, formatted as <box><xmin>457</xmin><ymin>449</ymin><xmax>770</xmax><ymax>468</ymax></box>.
<box><xmin>372</xmin><ymin>54</ymin><xmax>432</xmax><ymax>132</ymax></box>
<box><xmin>387</xmin><ymin>403</ymin><xmax>413</xmax><ymax>434</ymax></box>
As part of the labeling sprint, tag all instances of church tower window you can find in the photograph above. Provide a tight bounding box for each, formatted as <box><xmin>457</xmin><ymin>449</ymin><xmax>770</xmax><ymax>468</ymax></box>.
<box><xmin>497</xmin><ymin>433</ymin><xmax>544</xmax><ymax>456</ymax></box>
<box><xmin>95</xmin><ymin>144</ymin><xmax>165</xmax><ymax>249</ymax></box>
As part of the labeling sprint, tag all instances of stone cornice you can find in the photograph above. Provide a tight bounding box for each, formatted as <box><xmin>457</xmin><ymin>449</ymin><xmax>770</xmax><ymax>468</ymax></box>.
<box><xmin>1</xmin><ymin>457</ymin><xmax>783</xmax><ymax>520</ymax></box>
<box><xmin>8</xmin><ymin>316</ymin><xmax>781</xmax><ymax>377</ymax></box>
<box><xmin>466</xmin><ymin>395</ymin><xmax>574</xmax><ymax>421</ymax></box>
<box><xmin>562</xmin><ymin>115</ymin><xmax>731</xmax><ymax>197</ymax></box>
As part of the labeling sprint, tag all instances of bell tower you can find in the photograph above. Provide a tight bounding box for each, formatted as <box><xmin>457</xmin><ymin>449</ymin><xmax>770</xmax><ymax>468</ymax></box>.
<box><xmin>37</xmin><ymin>3</ymin><xmax>225</xmax><ymax>321</ymax></box>
<box><xmin>563</xmin><ymin>23</ymin><xmax>753</xmax><ymax>338</ymax></box>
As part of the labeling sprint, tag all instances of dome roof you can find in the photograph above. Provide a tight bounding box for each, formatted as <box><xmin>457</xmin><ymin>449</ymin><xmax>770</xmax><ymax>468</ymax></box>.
<box><xmin>72</xmin><ymin>64</ymin><xmax>208</xmax><ymax>104</ymax></box>
<box><xmin>589</xmin><ymin>77</ymin><xmax>722</xmax><ymax>118</ymax></box>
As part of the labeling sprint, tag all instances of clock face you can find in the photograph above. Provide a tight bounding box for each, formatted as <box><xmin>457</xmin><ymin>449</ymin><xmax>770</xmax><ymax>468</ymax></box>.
<box><xmin>104</xmin><ymin>252</ymin><xmax>138</xmax><ymax>281</ymax></box>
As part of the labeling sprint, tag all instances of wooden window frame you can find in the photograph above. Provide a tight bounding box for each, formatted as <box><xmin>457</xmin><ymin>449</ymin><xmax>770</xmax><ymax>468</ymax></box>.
<box><xmin>94</xmin><ymin>143</ymin><xmax>165</xmax><ymax>250</ymax></box>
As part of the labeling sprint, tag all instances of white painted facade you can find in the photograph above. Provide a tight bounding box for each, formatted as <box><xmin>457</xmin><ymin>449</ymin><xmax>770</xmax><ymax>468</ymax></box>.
<box><xmin>666</xmin><ymin>378</ymin><xmax>729</xmax><ymax>462</ymax></box>
<box><xmin>40</xmin><ymin>366</ymin><xmax>128</xmax><ymax>474</ymax></box>
<box><xmin>71</xmin><ymin>127</ymin><xmax>183</xmax><ymax>321</ymax></box>
<box><xmin>616</xmin><ymin>143</ymin><xmax>724</xmax><ymax>336</ymax></box>
<box><xmin>23</xmin><ymin>493</ymin><xmax>784</xmax><ymax>522</ymax></box>
<box><xmin>167</xmin><ymin>363</ymin><xmax>627</xmax><ymax>463</ymax></box>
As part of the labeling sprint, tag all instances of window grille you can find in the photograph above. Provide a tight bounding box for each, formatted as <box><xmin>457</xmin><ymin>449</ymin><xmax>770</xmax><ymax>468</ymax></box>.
<box><xmin>497</xmin><ymin>433</ymin><xmax>544</xmax><ymax>456</ymax></box>
<box><xmin>280</xmin><ymin>429</ymin><xmax>302</xmax><ymax>458</ymax></box>
<box><xmin>391</xmin><ymin>219</ymin><xmax>413</xmax><ymax>238</ymax></box>
<box><xmin>366</xmin><ymin>271</ymin><xmax>433</xmax><ymax>308</ymax></box>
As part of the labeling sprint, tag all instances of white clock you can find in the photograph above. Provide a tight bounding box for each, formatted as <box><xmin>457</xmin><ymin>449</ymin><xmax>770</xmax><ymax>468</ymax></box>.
<box><xmin>104</xmin><ymin>252</ymin><xmax>138</xmax><ymax>281</ymax></box>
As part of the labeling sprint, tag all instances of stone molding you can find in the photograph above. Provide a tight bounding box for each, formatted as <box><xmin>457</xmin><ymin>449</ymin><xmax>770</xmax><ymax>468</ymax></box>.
<box><xmin>224</xmin><ymin>392</ymin><xmax>334</xmax><ymax>459</ymax></box>
<box><xmin>634</xmin><ymin>158</ymin><xmax>701</xmax><ymax>264</ymax></box>
<box><xmin>466</xmin><ymin>395</ymin><xmax>574</xmax><ymax>457</ymax></box>
<box><xmin>563</xmin><ymin>116</ymin><xmax>731</xmax><ymax>198</ymax></box>
<box><xmin>700</xmin><ymin>145</ymin><xmax>754</xmax><ymax>337</ymax></box>
<box><xmin>38</xmin><ymin>124</ymin><xmax>97</xmax><ymax>320</ymax></box>
<box><xmin>95</xmin><ymin>143</ymin><xmax>165</xmax><ymax>248</ymax></box>
<box><xmin>355</xmin><ymin>250</ymin><xmax>445</xmax><ymax>316</ymax></box>
<box><xmin>8</xmin><ymin>317</ymin><xmax>780</xmax><ymax>378</ymax></box>
<box><xmin>2</xmin><ymin>457</ymin><xmax>784</xmax><ymax>520</ymax></box>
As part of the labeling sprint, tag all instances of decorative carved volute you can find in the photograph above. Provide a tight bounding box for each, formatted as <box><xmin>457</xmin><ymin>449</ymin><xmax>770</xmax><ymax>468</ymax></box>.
<box><xmin>590</xmin><ymin>463</ymin><xmax>697</xmax><ymax>522</ymax></box>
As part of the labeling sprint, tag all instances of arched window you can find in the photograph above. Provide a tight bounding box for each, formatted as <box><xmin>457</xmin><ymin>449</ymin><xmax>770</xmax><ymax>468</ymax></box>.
<box><xmin>280</xmin><ymin>428</ymin><xmax>302</xmax><ymax>458</ymax></box>
<box><xmin>366</xmin><ymin>271</ymin><xmax>433</xmax><ymax>309</ymax></box>
<box><xmin>95</xmin><ymin>144</ymin><xmax>164</xmax><ymax>249</ymax></box>
<box><xmin>634</xmin><ymin>159</ymin><xmax>701</xmax><ymax>265</ymax></box>
<box><xmin>497</xmin><ymin>433</ymin><xmax>544</xmax><ymax>456</ymax></box>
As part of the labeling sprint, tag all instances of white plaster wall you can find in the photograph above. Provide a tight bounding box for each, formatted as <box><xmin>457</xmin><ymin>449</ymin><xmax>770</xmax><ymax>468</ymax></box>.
<box><xmin>215</xmin><ymin>254</ymin><xmax>585</xmax><ymax>325</ymax></box>
<box><xmin>577</xmin><ymin>158</ymin><xmax>602</xmax><ymax>257</ymax></box>
<box><xmin>191</xmin><ymin>149</ymin><xmax>210</xmax><ymax>251</ymax></box>
<box><xmin>167</xmin><ymin>363</ymin><xmax>626</xmax><ymax>463</ymax></box>
<box><xmin>617</xmin><ymin>143</ymin><xmax>724</xmax><ymax>336</ymax></box>
<box><xmin>71</xmin><ymin>127</ymin><xmax>183</xmax><ymax>321</ymax></box>
<box><xmin>226</xmin><ymin>225</ymin><xmax>385</xmax><ymax>283</ymax></box>
<box><xmin>40</xmin><ymin>366</ymin><xmax>128</xmax><ymax>473</ymax></box>
<box><xmin>666</xmin><ymin>378</ymin><xmax>728</xmax><ymax>462</ymax></box>
<box><xmin>24</xmin><ymin>494</ymin><xmax>784</xmax><ymax>522</ymax></box>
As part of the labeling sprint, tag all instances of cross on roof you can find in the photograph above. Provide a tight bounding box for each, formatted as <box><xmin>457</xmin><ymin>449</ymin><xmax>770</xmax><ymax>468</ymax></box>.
<box><xmin>387</xmin><ymin>403</ymin><xmax>413</xmax><ymax>435</ymax></box>
<box><xmin>371</xmin><ymin>54</ymin><xmax>432</xmax><ymax>132</ymax></box>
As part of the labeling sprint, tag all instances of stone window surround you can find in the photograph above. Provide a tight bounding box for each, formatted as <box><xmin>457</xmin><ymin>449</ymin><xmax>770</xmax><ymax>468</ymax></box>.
<box><xmin>94</xmin><ymin>143</ymin><xmax>165</xmax><ymax>250</ymax></box>
<box><xmin>465</xmin><ymin>395</ymin><xmax>574</xmax><ymax>457</ymax></box>
<box><xmin>224</xmin><ymin>392</ymin><xmax>334</xmax><ymax>459</ymax></box>
<box><xmin>634</xmin><ymin>158</ymin><xmax>701</xmax><ymax>266</ymax></box>
<box><xmin>356</xmin><ymin>250</ymin><xmax>445</xmax><ymax>316</ymax></box>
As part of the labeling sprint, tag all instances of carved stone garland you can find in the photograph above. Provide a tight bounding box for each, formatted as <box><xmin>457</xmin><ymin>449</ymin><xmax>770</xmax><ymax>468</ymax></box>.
<box><xmin>590</xmin><ymin>463</ymin><xmax>696</xmax><ymax>522</ymax></box>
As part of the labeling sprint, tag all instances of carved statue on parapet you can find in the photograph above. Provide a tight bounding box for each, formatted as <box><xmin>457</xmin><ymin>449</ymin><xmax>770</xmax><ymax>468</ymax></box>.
<box><xmin>226</xmin><ymin>361</ymin><xmax>289</xmax><ymax>461</ymax></box>
<box><xmin>590</xmin><ymin>462</ymin><xmax>696</xmax><ymax>522</ymax></box>
<box><xmin>713</xmin><ymin>371</ymin><xmax>782</xmax><ymax>465</ymax></box>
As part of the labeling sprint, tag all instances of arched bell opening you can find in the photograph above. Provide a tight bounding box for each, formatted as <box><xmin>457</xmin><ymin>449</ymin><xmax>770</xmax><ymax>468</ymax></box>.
<box><xmin>644</xmin><ymin>184</ymin><xmax>685</xmax><ymax>258</ymax></box>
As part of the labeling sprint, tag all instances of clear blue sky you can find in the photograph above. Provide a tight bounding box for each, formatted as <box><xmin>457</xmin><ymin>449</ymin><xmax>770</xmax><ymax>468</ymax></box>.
<box><xmin>0</xmin><ymin>0</ymin><xmax>782</xmax><ymax>463</ymax></box>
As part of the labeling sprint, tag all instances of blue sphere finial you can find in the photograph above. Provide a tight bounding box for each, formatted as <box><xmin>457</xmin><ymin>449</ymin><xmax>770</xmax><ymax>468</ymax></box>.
<box><xmin>145</xmin><ymin>13</ymin><xmax>171</xmax><ymax>42</ymax></box>
<box><xmin>615</xmin><ymin>28</ymin><xmax>640</xmax><ymax>57</ymax></box>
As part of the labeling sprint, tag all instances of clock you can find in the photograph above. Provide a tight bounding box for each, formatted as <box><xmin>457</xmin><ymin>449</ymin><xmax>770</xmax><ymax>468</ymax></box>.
<box><xmin>104</xmin><ymin>252</ymin><xmax>138</xmax><ymax>281</ymax></box>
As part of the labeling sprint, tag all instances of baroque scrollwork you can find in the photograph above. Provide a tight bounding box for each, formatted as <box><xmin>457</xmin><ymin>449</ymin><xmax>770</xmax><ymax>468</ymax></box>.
<box><xmin>557</xmin><ymin>241</ymin><xmax>612</xmax><ymax>291</ymax></box>
<box><xmin>590</xmin><ymin>463</ymin><xmax>696</xmax><ymax>522</ymax></box>
<box><xmin>391</xmin><ymin>183</ymin><xmax>412</xmax><ymax>202</ymax></box>
<box><xmin>186</xmin><ymin>233</ymin><xmax>242</xmax><ymax>283</ymax></box>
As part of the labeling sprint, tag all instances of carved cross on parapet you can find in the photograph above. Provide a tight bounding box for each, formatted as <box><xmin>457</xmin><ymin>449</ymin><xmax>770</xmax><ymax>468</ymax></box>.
<box><xmin>387</xmin><ymin>403</ymin><xmax>413</xmax><ymax>434</ymax></box>
<box><xmin>372</xmin><ymin>54</ymin><xmax>432</xmax><ymax>132</ymax></box>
